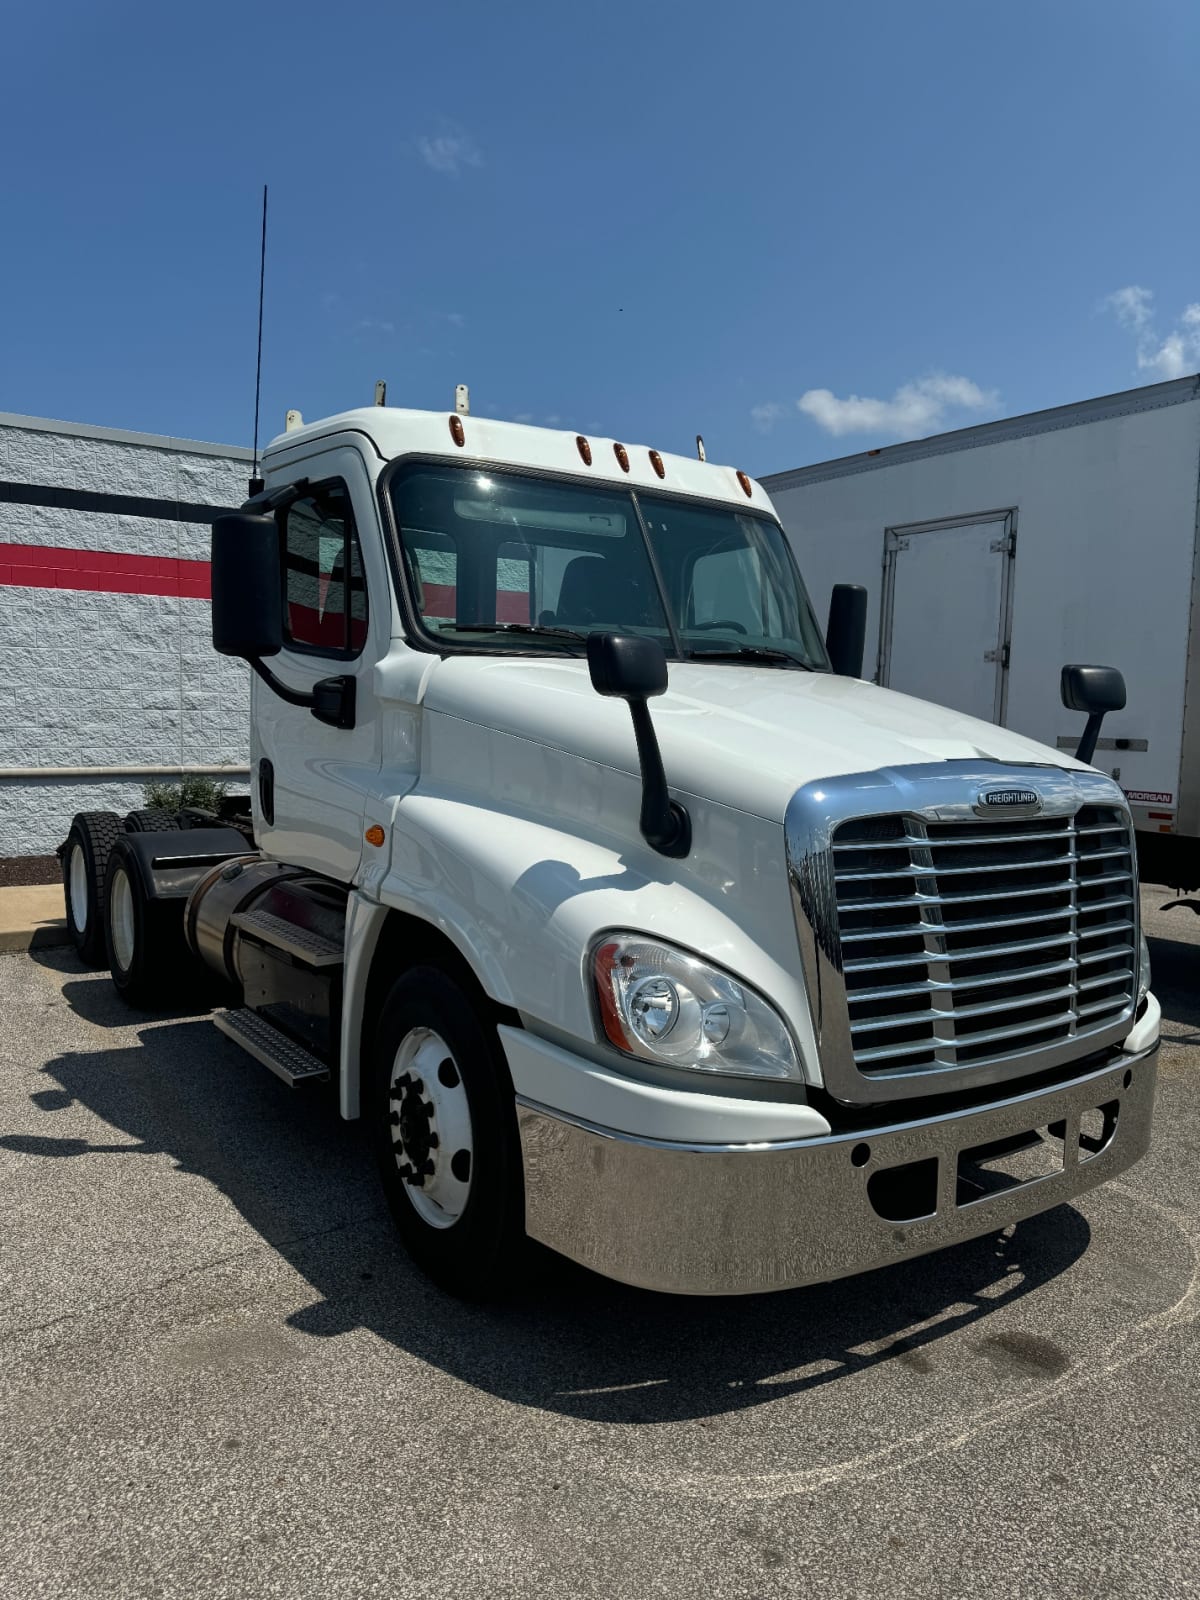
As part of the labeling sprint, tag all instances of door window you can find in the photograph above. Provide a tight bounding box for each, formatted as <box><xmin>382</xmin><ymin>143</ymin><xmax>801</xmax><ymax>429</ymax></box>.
<box><xmin>280</xmin><ymin>481</ymin><xmax>369</xmax><ymax>655</ymax></box>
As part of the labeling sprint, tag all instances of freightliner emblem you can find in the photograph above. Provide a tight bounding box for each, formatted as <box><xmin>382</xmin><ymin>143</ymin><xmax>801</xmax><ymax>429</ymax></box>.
<box><xmin>977</xmin><ymin>787</ymin><xmax>1041</xmax><ymax>811</ymax></box>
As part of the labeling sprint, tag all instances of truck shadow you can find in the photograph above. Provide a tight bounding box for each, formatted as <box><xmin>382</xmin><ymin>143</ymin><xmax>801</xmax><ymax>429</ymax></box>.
<box><xmin>1145</xmin><ymin>928</ymin><xmax>1200</xmax><ymax>1034</ymax></box>
<box><xmin>12</xmin><ymin>957</ymin><xmax>1093</xmax><ymax>1424</ymax></box>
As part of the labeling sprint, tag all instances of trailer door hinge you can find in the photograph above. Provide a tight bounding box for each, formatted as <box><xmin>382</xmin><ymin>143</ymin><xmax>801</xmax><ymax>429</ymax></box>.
<box><xmin>990</xmin><ymin>533</ymin><xmax>1016</xmax><ymax>555</ymax></box>
<box><xmin>984</xmin><ymin>644</ymin><xmax>1011</xmax><ymax>668</ymax></box>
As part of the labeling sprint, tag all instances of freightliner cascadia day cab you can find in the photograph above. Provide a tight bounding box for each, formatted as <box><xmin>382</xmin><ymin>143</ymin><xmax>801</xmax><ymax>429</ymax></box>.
<box><xmin>71</xmin><ymin>401</ymin><xmax>1160</xmax><ymax>1297</ymax></box>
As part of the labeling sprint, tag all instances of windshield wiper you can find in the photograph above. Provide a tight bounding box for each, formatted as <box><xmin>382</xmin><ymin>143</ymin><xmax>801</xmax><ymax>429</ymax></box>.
<box><xmin>437</xmin><ymin>622</ymin><xmax>588</xmax><ymax>647</ymax></box>
<box><xmin>687</xmin><ymin>644</ymin><xmax>819</xmax><ymax>670</ymax></box>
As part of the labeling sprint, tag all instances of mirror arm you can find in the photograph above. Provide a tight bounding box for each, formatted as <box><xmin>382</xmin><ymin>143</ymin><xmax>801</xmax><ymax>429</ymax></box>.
<box><xmin>240</xmin><ymin>477</ymin><xmax>309</xmax><ymax>515</ymax></box>
<box><xmin>248</xmin><ymin>658</ymin><xmax>357</xmax><ymax>730</ymax></box>
<box><xmin>1075</xmin><ymin>711</ymin><xmax>1107</xmax><ymax>767</ymax></box>
<box><xmin>627</xmin><ymin>699</ymin><xmax>691</xmax><ymax>858</ymax></box>
<box><xmin>249</xmin><ymin>655</ymin><xmax>316</xmax><ymax>710</ymax></box>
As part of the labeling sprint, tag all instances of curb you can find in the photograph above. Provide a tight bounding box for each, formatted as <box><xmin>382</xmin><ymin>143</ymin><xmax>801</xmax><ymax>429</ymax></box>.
<box><xmin>0</xmin><ymin>884</ymin><xmax>71</xmax><ymax>955</ymax></box>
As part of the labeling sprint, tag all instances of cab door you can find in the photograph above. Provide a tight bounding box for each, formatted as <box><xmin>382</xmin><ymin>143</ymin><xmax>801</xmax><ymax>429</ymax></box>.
<box><xmin>251</xmin><ymin>446</ymin><xmax>384</xmax><ymax>880</ymax></box>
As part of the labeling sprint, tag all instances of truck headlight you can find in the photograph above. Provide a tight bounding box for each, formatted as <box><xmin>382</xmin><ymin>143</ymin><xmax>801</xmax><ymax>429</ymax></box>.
<box><xmin>592</xmin><ymin>934</ymin><xmax>800</xmax><ymax>1080</ymax></box>
<box><xmin>1138</xmin><ymin>932</ymin><xmax>1151</xmax><ymax>1006</ymax></box>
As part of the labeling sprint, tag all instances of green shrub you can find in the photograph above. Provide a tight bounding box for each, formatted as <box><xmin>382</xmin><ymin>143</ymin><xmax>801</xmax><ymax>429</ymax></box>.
<box><xmin>142</xmin><ymin>775</ymin><xmax>230</xmax><ymax>814</ymax></box>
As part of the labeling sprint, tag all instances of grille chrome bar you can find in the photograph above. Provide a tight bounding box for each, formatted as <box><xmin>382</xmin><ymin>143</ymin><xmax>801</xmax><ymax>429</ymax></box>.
<box><xmin>786</xmin><ymin>763</ymin><xmax>1140</xmax><ymax>1106</ymax></box>
<box><xmin>838</xmin><ymin>875</ymin><xmax>1129</xmax><ymax>912</ymax></box>
<box><xmin>832</xmin><ymin>825</ymin><xmax>1075</xmax><ymax>851</ymax></box>
<box><xmin>851</xmin><ymin>982</ymin><xmax>1083</xmax><ymax>1034</ymax></box>
<box><xmin>836</xmin><ymin>855</ymin><xmax>1085</xmax><ymax>882</ymax></box>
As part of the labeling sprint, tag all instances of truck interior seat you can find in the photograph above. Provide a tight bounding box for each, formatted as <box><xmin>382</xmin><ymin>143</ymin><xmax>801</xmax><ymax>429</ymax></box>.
<box><xmin>551</xmin><ymin>555</ymin><xmax>655</xmax><ymax>628</ymax></box>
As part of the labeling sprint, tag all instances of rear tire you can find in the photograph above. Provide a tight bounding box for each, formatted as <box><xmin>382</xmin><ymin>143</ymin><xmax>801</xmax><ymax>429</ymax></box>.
<box><xmin>103</xmin><ymin>838</ymin><xmax>193</xmax><ymax>1008</ymax></box>
<box><xmin>123</xmin><ymin>809</ymin><xmax>182</xmax><ymax>834</ymax></box>
<box><xmin>368</xmin><ymin>966</ymin><xmax>526</xmax><ymax>1299</ymax></box>
<box><xmin>61</xmin><ymin>812</ymin><xmax>123</xmax><ymax>966</ymax></box>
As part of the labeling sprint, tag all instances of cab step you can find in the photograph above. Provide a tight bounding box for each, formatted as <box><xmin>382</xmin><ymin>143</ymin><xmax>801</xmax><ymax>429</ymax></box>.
<box><xmin>214</xmin><ymin>1007</ymin><xmax>331</xmax><ymax>1087</ymax></box>
<box><xmin>229</xmin><ymin>907</ymin><xmax>344</xmax><ymax>967</ymax></box>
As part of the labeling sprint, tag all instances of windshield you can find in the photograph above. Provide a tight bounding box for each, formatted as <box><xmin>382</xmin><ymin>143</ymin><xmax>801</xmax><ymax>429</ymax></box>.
<box><xmin>389</xmin><ymin>464</ymin><xmax>830</xmax><ymax>669</ymax></box>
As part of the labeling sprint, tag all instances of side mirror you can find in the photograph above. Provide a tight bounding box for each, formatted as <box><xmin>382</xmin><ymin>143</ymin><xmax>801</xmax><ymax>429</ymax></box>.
<box><xmin>826</xmin><ymin>584</ymin><xmax>868</xmax><ymax>678</ymax></box>
<box><xmin>587</xmin><ymin>632</ymin><xmax>689</xmax><ymax>858</ymax></box>
<box><xmin>211</xmin><ymin>510</ymin><xmax>357</xmax><ymax>730</ymax></box>
<box><xmin>586</xmin><ymin>632</ymin><xmax>668</xmax><ymax>701</ymax></box>
<box><xmin>1061</xmin><ymin>664</ymin><xmax>1126</xmax><ymax>766</ymax></box>
<box><xmin>211</xmin><ymin>513</ymin><xmax>282</xmax><ymax>659</ymax></box>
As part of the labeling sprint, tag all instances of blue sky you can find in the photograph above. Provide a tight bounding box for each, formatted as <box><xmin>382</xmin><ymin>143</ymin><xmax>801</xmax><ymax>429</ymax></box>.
<box><xmin>2</xmin><ymin>0</ymin><xmax>1197</xmax><ymax>475</ymax></box>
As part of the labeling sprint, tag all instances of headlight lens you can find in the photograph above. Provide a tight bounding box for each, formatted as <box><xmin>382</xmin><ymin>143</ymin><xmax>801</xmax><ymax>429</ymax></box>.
<box><xmin>592</xmin><ymin>934</ymin><xmax>800</xmax><ymax>1080</ymax></box>
<box><xmin>1138</xmin><ymin>932</ymin><xmax>1151</xmax><ymax>1005</ymax></box>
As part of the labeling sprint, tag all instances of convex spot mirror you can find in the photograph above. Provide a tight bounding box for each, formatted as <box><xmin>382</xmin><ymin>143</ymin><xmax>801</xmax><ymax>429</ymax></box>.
<box><xmin>1061</xmin><ymin>663</ymin><xmax>1127</xmax><ymax>766</ymax></box>
<box><xmin>587</xmin><ymin>631</ymin><xmax>668</xmax><ymax>701</ymax></box>
<box><xmin>1060</xmin><ymin>664</ymin><xmax>1126</xmax><ymax>715</ymax></box>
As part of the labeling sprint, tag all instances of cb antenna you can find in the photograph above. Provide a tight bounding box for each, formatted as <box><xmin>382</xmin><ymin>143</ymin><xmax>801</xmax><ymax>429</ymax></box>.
<box><xmin>249</xmin><ymin>184</ymin><xmax>268</xmax><ymax>497</ymax></box>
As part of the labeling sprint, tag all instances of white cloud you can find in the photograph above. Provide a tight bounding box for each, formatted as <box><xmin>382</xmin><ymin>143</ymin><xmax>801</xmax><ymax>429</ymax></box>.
<box><xmin>443</xmin><ymin>311</ymin><xmax>466</xmax><ymax>328</ymax></box>
<box><xmin>1104</xmin><ymin>286</ymin><xmax>1200</xmax><ymax>381</ymax></box>
<box><xmin>418</xmin><ymin>124</ymin><xmax>483</xmax><ymax>176</ymax></box>
<box><xmin>1105</xmin><ymin>285</ymin><xmax>1154</xmax><ymax>332</ymax></box>
<box><xmin>514</xmin><ymin>412</ymin><xmax>535</xmax><ymax>423</ymax></box>
<box><xmin>795</xmin><ymin>373</ymin><xmax>998</xmax><ymax>440</ymax></box>
<box><xmin>751</xmin><ymin>402</ymin><xmax>785</xmax><ymax>433</ymax></box>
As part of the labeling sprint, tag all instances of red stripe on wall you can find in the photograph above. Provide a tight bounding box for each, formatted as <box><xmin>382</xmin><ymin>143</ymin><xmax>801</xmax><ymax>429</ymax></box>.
<box><xmin>0</xmin><ymin>541</ymin><xmax>212</xmax><ymax>599</ymax></box>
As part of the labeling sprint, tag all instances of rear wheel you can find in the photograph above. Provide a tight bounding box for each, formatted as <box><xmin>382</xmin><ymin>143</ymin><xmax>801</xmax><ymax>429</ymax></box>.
<box><xmin>61</xmin><ymin>812</ymin><xmax>122</xmax><ymax>965</ymax></box>
<box><xmin>368</xmin><ymin>966</ymin><xmax>526</xmax><ymax>1298</ymax></box>
<box><xmin>103</xmin><ymin>839</ymin><xmax>193</xmax><ymax>1008</ymax></box>
<box><xmin>123</xmin><ymin>809</ymin><xmax>182</xmax><ymax>834</ymax></box>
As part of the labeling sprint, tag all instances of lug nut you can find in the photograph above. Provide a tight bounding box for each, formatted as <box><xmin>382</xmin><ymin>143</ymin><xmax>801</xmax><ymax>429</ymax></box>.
<box><xmin>423</xmin><ymin>1101</ymin><xmax>434</xmax><ymax>1116</ymax></box>
<box><xmin>421</xmin><ymin>1159</ymin><xmax>435</xmax><ymax>1176</ymax></box>
<box><xmin>427</xmin><ymin>1133</ymin><xmax>440</xmax><ymax>1148</ymax></box>
<box><xmin>412</xmin><ymin>1078</ymin><xmax>424</xmax><ymax>1094</ymax></box>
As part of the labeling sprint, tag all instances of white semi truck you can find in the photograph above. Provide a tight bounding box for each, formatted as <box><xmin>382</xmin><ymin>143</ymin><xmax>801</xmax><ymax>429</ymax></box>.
<box><xmin>60</xmin><ymin>400</ymin><xmax>1159</xmax><ymax>1297</ymax></box>
<box><xmin>763</xmin><ymin>372</ymin><xmax>1200</xmax><ymax>898</ymax></box>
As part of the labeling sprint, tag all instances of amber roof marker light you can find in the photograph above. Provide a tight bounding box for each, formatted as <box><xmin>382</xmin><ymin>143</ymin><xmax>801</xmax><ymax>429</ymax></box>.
<box><xmin>576</xmin><ymin>435</ymin><xmax>593</xmax><ymax>465</ymax></box>
<box><xmin>649</xmin><ymin>450</ymin><xmax>666</xmax><ymax>479</ymax></box>
<box><xmin>614</xmin><ymin>443</ymin><xmax>630</xmax><ymax>472</ymax></box>
<box><xmin>449</xmin><ymin>414</ymin><xmax>466</xmax><ymax>447</ymax></box>
<box><xmin>736</xmin><ymin>470</ymin><xmax>753</xmax><ymax>497</ymax></box>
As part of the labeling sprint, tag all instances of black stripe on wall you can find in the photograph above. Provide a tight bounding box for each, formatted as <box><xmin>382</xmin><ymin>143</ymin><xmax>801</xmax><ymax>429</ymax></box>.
<box><xmin>0</xmin><ymin>480</ymin><xmax>236</xmax><ymax>525</ymax></box>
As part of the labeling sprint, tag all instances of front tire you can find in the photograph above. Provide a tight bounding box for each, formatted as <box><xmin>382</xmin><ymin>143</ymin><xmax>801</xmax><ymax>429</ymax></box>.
<box><xmin>62</xmin><ymin>811</ymin><xmax>123</xmax><ymax>965</ymax></box>
<box><xmin>368</xmin><ymin>967</ymin><xmax>526</xmax><ymax>1299</ymax></box>
<box><xmin>103</xmin><ymin>839</ymin><xmax>193</xmax><ymax>1008</ymax></box>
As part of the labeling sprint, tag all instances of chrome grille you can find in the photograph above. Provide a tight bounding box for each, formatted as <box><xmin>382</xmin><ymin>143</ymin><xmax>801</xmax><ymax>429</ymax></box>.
<box><xmin>831</xmin><ymin>806</ymin><xmax>1136</xmax><ymax>1080</ymax></box>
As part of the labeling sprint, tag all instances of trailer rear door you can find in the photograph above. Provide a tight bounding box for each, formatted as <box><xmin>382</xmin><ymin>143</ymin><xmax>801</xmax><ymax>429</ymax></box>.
<box><xmin>880</xmin><ymin>510</ymin><xmax>1015</xmax><ymax>723</ymax></box>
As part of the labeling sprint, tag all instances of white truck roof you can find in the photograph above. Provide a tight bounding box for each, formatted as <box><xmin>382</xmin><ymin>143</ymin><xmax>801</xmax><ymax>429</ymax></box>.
<box><xmin>263</xmin><ymin>406</ymin><xmax>773</xmax><ymax>514</ymax></box>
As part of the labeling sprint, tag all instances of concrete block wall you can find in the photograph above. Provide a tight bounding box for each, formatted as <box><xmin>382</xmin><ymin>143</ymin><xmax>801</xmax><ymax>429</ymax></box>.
<box><xmin>0</xmin><ymin>414</ymin><xmax>254</xmax><ymax>855</ymax></box>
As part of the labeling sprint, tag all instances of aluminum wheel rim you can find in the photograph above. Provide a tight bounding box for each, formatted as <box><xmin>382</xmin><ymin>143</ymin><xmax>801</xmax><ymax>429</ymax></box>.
<box><xmin>109</xmin><ymin>867</ymin><xmax>136</xmax><ymax>973</ymax></box>
<box><xmin>68</xmin><ymin>844</ymin><xmax>88</xmax><ymax>932</ymax></box>
<box><xmin>389</xmin><ymin>1027</ymin><xmax>474</xmax><ymax>1229</ymax></box>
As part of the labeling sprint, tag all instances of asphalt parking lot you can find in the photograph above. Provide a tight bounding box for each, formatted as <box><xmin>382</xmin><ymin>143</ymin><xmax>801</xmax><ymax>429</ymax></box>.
<box><xmin>1</xmin><ymin>886</ymin><xmax>1197</xmax><ymax>1600</ymax></box>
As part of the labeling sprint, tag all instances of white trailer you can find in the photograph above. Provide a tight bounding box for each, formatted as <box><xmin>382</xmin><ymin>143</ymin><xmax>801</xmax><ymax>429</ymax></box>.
<box><xmin>763</xmin><ymin>375</ymin><xmax>1200</xmax><ymax>890</ymax></box>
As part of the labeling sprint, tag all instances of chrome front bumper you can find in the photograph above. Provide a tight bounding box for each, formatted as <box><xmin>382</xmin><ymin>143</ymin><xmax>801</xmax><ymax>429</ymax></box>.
<box><xmin>516</xmin><ymin>1045</ymin><xmax>1157</xmax><ymax>1295</ymax></box>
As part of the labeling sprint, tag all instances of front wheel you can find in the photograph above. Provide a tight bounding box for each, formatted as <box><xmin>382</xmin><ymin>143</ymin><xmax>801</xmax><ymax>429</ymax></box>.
<box><xmin>368</xmin><ymin>967</ymin><xmax>526</xmax><ymax>1299</ymax></box>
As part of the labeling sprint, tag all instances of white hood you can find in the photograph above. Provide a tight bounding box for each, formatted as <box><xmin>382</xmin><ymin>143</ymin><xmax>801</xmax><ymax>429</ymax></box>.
<box><xmin>423</xmin><ymin>657</ymin><xmax>1079</xmax><ymax>823</ymax></box>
